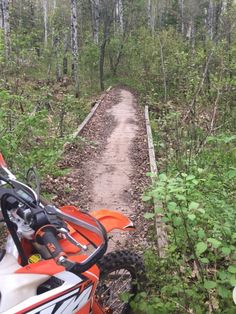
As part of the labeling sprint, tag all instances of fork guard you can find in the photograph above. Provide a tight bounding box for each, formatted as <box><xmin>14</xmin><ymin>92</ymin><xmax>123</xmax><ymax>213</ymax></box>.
<box><xmin>90</xmin><ymin>209</ymin><xmax>135</xmax><ymax>233</ymax></box>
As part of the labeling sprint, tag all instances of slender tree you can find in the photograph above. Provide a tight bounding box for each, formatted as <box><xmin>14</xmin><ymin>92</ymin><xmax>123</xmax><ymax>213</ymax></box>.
<box><xmin>178</xmin><ymin>0</ymin><xmax>184</xmax><ymax>34</ymax></box>
<box><xmin>1</xmin><ymin>0</ymin><xmax>10</xmax><ymax>58</ymax></box>
<box><xmin>71</xmin><ymin>0</ymin><xmax>79</xmax><ymax>96</ymax></box>
<box><xmin>99</xmin><ymin>0</ymin><xmax>115</xmax><ymax>90</ymax></box>
<box><xmin>206</xmin><ymin>0</ymin><xmax>214</xmax><ymax>40</ymax></box>
<box><xmin>43</xmin><ymin>0</ymin><xmax>48</xmax><ymax>48</ymax></box>
<box><xmin>0</xmin><ymin>1</ymin><xmax>3</xmax><ymax>29</ymax></box>
<box><xmin>115</xmin><ymin>0</ymin><xmax>123</xmax><ymax>33</ymax></box>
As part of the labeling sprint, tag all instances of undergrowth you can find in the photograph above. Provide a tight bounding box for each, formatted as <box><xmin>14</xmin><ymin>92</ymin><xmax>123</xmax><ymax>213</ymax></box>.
<box><xmin>0</xmin><ymin>79</ymin><xmax>92</xmax><ymax>177</ymax></box>
<box><xmin>132</xmin><ymin>104</ymin><xmax>236</xmax><ymax>313</ymax></box>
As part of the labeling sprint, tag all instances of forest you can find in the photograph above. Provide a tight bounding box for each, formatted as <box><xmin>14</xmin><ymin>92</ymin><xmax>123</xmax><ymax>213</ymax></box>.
<box><xmin>0</xmin><ymin>0</ymin><xmax>236</xmax><ymax>313</ymax></box>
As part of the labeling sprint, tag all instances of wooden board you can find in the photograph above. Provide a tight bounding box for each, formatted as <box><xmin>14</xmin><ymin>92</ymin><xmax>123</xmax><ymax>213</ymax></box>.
<box><xmin>73</xmin><ymin>86</ymin><xmax>112</xmax><ymax>138</ymax></box>
<box><xmin>145</xmin><ymin>105</ymin><xmax>168</xmax><ymax>257</ymax></box>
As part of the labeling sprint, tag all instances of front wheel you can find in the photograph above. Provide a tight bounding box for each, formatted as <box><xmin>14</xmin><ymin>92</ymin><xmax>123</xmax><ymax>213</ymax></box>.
<box><xmin>96</xmin><ymin>250</ymin><xmax>144</xmax><ymax>314</ymax></box>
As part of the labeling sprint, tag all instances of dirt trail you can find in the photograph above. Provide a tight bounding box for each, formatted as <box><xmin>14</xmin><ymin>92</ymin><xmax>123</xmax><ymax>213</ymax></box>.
<box><xmin>88</xmin><ymin>90</ymin><xmax>137</xmax><ymax>214</ymax></box>
<box><xmin>86</xmin><ymin>90</ymin><xmax>139</xmax><ymax>248</ymax></box>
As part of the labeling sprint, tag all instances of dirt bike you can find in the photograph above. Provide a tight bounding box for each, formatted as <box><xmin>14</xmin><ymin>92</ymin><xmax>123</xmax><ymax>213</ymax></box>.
<box><xmin>0</xmin><ymin>153</ymin><xmax>144</xmax><ymax>314</ymax></box>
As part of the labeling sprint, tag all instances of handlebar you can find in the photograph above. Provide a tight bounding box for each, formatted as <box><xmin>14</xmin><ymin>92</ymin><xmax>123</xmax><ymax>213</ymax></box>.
<box><xmin>35</xmin><ymin>225</ymin><xmax>67</xmax><ymax>261</ymax></box>
<box><xmin>0</xmin><ymin>177</ymin><xmax>108</xmax><ymax>273</ymax></box>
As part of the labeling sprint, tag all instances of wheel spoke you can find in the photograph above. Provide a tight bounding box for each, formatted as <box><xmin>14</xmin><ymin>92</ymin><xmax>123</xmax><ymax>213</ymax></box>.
<box><xmin>96</xmin><ymin>251</ymin><xmax>144</xmax><ymax>314</ymax></box>
<box><xmin>100</xmin><ymin>269</ymin><xmax>131</xmax><ymax>297</ymax></box>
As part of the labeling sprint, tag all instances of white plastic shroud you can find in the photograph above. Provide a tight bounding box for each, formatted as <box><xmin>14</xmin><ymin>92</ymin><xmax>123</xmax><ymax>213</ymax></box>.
<box><xmin>0</xmin><ymin>254</ymin><xmax>93</xmax><ymax>314</ymax></box>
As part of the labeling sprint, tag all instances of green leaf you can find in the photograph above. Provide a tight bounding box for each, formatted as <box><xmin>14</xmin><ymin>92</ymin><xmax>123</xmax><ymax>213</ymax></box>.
<box><xmin>200</xmin><ymin>258</ymin><xmax>209</xmax><ymax>264</ymax></box>
<box><xmin>186</xmin><ymin>174</ymin><xmax>195</xmax><ymax>181</ymax></box>
<box><xmin>207</xmin><ymin>238</ymin><xmax>221</xmax><ymax>249</ymax></box>
<box><xmin>198</xmin><ymin>229</ymin><xmax>206</xmax><ymax>239</ymax></box>
<box><xmin>229</xmin><ymin>277</ymin><xmax>236</xmax><ymax>287</ymax></box>
<box><xmin>197</xmin><ymin>208</ymin><xmax>205</xmax><ymax>214</ymax></box>
<box><xmin>189</xmin><ymin>201</ymin><xmax>199</xmax><ymax>210</ymax></box>
<box><xmin>159</xmin><ymin>173</ymin><xmax>167</xmax><ymax>181</ymax></box>
<box><xmin>218</xmin><ymin>271</ymin><xmax>228</xmax><ymax>281</ymax></box>
<box><xmin>120</xmin><ymin>292</ymin><xmax>132</xmax><ymax>302</ymax></box>
<box><xmin>142</xmin><ymin>195</ymin><xmax>152</xmax><ymax>201</ymax></box>
<box><xmin>167</xmin><ymin>202</ymin><xmax>177</xmax><ymax>211</ymax></box>
<box><xmin>173</xmin><ymin>217</ymin><xmax>182</xmax><ymax>226</ymax></box>
<box><xmin>226</xmin><ymin>169</ymin><xmax>236</xmax><ymax>179</ymax></box>
<box><xmin>188</xmin><ymin>214</ymin><xmax>196</xmax><ymax>221</ymax></box>
<box><xmin>162</xmin><ymin>217</ymin><xmax>169</xmax><ymax>223</ymax></box>
<box><xmin>221</xmin><ymin>247</ymin><xmax>231</xmax><ymax>256</ymax></box>
<box><xmin>196</xmin><ymin>242</ymin><xmax>207</xmax><ymax>256</ymax></box>
<box><xmin>154</xmin><ymin>206</ymin><xmax>163</xmax><ymax>214</ymax></box>
<box><xmin>228</xmin><ymin>266</ymin><xmax>236</xmax><ymax>274</ymax></box>
<box><xmin>204</xmin><ymin>280</ymin><xmax>217</xmax><ymax>289</ymax></box>
<box><xmin>176</xmin><ymin>194</ymin><xmax>186</xmax><ymax>201</ymax></box>
<box><xmin>144</xmin><ymin>212</ymin><xmax>155</xmax><ymax>219</ymax></box>
<box><xmin>218</xmin><ymin>286</ymin><xmax>229</xmax><ymax>298</ymax></box>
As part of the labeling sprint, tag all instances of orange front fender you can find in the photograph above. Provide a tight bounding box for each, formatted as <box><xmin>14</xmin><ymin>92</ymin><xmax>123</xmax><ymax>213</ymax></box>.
<box><xmin>90</xmin><ymin>209</ymin><xmax>135</xmax><ymax>233</ymax></box>
<box><xmin>0</xmin><ymin>153</ymin><xmax>7</xmax><ymax>167</ymax></box>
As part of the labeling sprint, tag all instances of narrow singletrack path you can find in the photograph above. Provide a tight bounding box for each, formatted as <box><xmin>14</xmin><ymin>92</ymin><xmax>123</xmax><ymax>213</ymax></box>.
<box><xmin>88</xmin><ymin>90</ymin><xmax>137</xmax><ymax>214</ymax></box>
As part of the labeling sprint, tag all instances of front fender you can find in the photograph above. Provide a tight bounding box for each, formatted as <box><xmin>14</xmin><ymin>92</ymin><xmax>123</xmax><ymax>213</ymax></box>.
<box><xmin>90</xmin><ymin>209</ymin><xmax>135</xmax><ymax>233</ymax></box>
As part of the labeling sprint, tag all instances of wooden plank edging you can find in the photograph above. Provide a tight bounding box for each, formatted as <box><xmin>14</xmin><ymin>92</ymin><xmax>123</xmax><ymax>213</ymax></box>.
<box><xmin>145</xmin><ymin>105</ymin><xmax>168</xmax><ymax>257</ymax></box>
<box><xmin>73</xmin><ymin>86</ymin><xmax>112</xmax><ymax>138</ymax></box>
<box><xmin>145</xmin><ymin>106</ymin><xmax>158</xmax><ymax>177</ymax></box>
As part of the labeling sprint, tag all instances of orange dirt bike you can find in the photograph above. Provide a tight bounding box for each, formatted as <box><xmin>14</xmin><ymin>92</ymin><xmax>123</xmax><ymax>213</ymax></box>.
<box><xmin>0</xmin><ymin>153</ymin><xmax>144</xmax><ymax>314</ymax></box>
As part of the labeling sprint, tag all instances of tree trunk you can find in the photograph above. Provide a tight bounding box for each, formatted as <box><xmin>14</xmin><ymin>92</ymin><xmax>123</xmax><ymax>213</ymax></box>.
<box><xmin>186</xmin><ymin>19</ymin><xmax>195</xmax><ymax>47</ymax></box>
<box><xmin>1</xmin><ymin>0</ymin><xmax>10</xmax><ymax>58</ymax></box>
<box><xmin>147</xmin><ymin>0</ymin><xmax>156</xmax><ymax>33</ymax></box>
<box><xmin>71</xmin><ymin>0</ymin><xmax>79</xmax><ymax>96</ymax></box>
<box><xmin>99</xmin><ymin>39</ymin><xmax>107</xmax><ymax>90</ymax></box>
<box><xmin>115</xmin><ymin>0</ymin><xmax>124</xmax><ymax>33</ymax></box>
<box><xmin>99</xmin><ymin>0</ymin><xmax>113</xmax><ymax>91</ymax></box>
<box><xmin>63</xmin><ymin>34</ymin><xmax>69</xmax><ymax>75</ymax></box>
<box><xmin>158</xmin><ymin>37</ymin><xmax>167</xmax><ymax>102</ymax></box>
<box><xmin>226</xmin><ymin>0</ymin><xmax>232</xmax><ymax>79</ymax></box>
<box><xmin>147</xmin><ymin>0</ymin><xmax>151</xmax><ymax>29</ymax></box>
<box><xmin>178</xmin><ymin>0</ymin><xmax>184</xmax><ymax>34</ymax></box>
<box><xmin>55</xmin><ymin>36</ymin><xmax>62</xmax><ymax>81</ymax></box>
<box><xmin>0</xmin><ymin>1</ymin><xmax>4</xmax><ymax>29</ymax></box>
<box><xmin>214</xmin><ymin>1</ymin><xmax>223</xmax><ymax>40</ymax></box>
<box><xmin>207</xmin><ymin>0</ymin><xmax>214</xmax><ymax>40</ymax></box>
<box><xmin>90</xmin><ymin>0</ymin><xmax>100</xmax><ymax>44</ymax></box>
<box><xmin>43</xmin><ymin>0</ymin><xmax>48</xmax><ymax>48</ymax></box>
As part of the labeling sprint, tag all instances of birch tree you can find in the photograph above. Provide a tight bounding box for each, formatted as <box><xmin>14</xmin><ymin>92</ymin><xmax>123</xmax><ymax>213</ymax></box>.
<box><xmin>43</xmin><ymin>0</ymin><xmax>48</xmax><ymax>48</ymax></box>
<box><xmin>206</xmin><ymin>0</ymin><xmax>214</xmax><ymax>40</ymax></box>
<box><xmin>147</xmin><ymin>0</ymin><xmax>159</xmax><ymax>33</ymax></box>
<box><xmin>147</xmin><ymin>0</ymin><xmax>152</xmax><ymax>31</ymax></box>
<box><xmin>71</xmin><ymin>0</ymin><xmax>79</xmax><ymax>96</ymax></box>
<box><xmin>1</xmin><ymin>0</ymin><xmax>10</xmax><ymax>58</ymax></box>
<box><xmin>115</xmin><ymin>0</ymin><xmax>124</xmax><ymax>33</ymax></box>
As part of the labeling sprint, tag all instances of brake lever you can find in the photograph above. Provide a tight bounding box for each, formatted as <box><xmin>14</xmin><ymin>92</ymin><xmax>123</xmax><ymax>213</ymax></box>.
<box><xmin>58</xmin><ymin>227</ymin><xmax>88</xmax><ymax>251</ymax></box>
